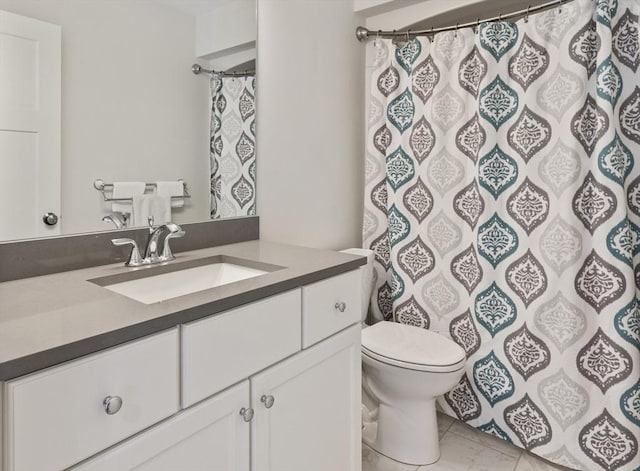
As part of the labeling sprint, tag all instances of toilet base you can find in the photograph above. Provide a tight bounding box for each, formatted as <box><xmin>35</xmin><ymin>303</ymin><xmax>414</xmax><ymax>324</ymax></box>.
<box><xmin>363</xmin><ymin>397</ymin><xmax>440</xmax><ymax>466</ymax></box>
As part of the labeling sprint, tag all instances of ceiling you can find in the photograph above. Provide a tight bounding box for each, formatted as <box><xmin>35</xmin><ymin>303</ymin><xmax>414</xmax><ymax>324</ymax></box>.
<box><xmin>152</xmin><ymin>0</ymin><xmax>231</xmax><ymax>16</ymax></box>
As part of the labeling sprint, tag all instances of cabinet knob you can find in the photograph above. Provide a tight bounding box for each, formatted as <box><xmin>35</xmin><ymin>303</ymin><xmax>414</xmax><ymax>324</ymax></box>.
<box><xmin>240</xmin><ymin>407</ymin><xmax>254</xmax><ymax>422</ymax></box>
<box><xmin>334</xmin><ymin>302</ymin><xmax>347</xmax><ymax>313</ymax></box>
<box><xmin>260</xmin><ymin>394</ymin><xmax>275</xmax><ymax>409</ymax></box>
<box><xmin>103</xmin><ymin>395</ymin><xmax>123</xmax><ymax>415</ymax></box>
<box><xmin>42</xmin><ymin>212</ymin><xmax>59</xmax><ymax>226</ymax></box>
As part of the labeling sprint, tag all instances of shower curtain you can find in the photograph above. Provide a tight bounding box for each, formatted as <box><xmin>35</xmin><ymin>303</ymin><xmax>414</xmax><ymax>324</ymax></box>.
<box><xmin>210</xmin><ymin>75</ymin><xmax>256</xmax><ymax>218</ymax></box>
<box><xmin>364</xmin><ymin>0</ymin><xmax>639</xmax><ymax>469</ymax></box>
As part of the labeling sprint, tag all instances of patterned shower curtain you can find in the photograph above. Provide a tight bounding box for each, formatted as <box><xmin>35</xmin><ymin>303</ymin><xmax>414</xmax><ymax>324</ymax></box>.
<box><xmin>364</xmin><ymin>0</ymin><xmax>639</xmax><ymax>469</ymax></box>
<box><xmin>210</xmin><ymin>75</ymin><xmax>256</xmax><ymax>218</ymax></box>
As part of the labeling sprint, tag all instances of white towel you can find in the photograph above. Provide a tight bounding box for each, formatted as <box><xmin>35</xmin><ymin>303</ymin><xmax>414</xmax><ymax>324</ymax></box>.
<box><xmin>156</xmin><ymin>181</ymin><xmax>185</xmax><ymax>208</ymax></box>
<box><xmin>132</xmin><ymin>194</ymin><xmax>171</xmax><ymax>227</ymax></box>
<box><xmin>112</xmin><ymin>182</ymin><xmax>146</xmax><ymax>214</ymax></box>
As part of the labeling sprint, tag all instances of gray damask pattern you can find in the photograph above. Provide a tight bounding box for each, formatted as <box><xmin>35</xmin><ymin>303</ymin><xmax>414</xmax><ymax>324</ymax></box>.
<box><xmin>210</xmin><ymin>75</ymin><xmax>256</xmax><ymax>218</ymax></box>
<box><xmin>364</xmin><ymin>1</ymin><xmax>640</xmax><ymax>469</ymax></box>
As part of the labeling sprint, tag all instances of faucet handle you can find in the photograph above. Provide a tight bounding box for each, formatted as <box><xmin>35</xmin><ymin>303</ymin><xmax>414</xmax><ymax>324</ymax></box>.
<box><xmin>147</xmin><ymin>216</ymin><xmax>155</xmax><ymax>233</ymax></box>
<box><xmin>102</xmin><ymin>213</ymin><xmax>127</xmax><ymax>229</ymax></box>
<box><xmin>111</xmin><ymin>238</ymin><xmax>144</xmax><ymax>266</ymax></box>
<box><xmin>161</xmin><ymin>229</ymin><xmax>185</xmax><ymax>261</ymax></box>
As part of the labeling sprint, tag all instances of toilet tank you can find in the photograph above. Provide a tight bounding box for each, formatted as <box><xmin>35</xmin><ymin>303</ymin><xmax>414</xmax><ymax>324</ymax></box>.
<box><xmin>340</xmin><ymin>248</ymin><xmax>374</xmax><ymax>322</ymax></box>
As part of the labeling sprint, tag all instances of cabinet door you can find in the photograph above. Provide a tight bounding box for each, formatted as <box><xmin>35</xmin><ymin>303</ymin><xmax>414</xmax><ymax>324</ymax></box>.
<box><xmin>72</xmin><ymin>381</ymin><xmax>251</xmax><ymax>471</ymax></box>
<box><xmin>251</xmin><ymin>324</ymin><xmax>361</xmax><ymax>471</ymax></box>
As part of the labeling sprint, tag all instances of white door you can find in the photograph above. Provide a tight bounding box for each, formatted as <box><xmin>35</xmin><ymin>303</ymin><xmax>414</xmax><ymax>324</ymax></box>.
<box><xmin>71</xmin><ymin>380</ymin><xmax>251</xmax><ymax>471</ymax></box>
<box><xmin>0</xmin><ymin>10</ymin><xmax>61</xmax><ymax>240</ymax></box>
<box><xmin>251</xmin><ymin>325</ymin><xmax>362</xmax><ymax>471</ymax></box>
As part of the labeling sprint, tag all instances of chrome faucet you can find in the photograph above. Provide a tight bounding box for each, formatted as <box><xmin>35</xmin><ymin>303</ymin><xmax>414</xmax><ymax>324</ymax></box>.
<box><xmin>102</xmin><ymin>213</ymin><xmax>127</xmax><ymax>229</ymax></box>
<box><xmin>111</xmin><ymin>222</ymin><xmax>185</xmax><ymax>267</ymax></box>
<box><xmin>144</xmin><ymin>223</ymin><xmax>183</xmax><ymax>263</ymax></box>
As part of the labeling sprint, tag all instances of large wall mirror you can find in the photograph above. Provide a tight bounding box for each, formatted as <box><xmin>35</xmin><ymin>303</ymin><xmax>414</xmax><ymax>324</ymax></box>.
<box><xmin>0</xmin><ymin>0</ymin><xmax>256</xmax><ymax>242</ymax></box>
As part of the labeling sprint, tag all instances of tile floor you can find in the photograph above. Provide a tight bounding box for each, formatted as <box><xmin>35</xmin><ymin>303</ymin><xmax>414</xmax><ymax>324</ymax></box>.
<box><xmin>362</xmin><ymin>413</ymin><xmax>575</xmax><ymax>471</ymax></box>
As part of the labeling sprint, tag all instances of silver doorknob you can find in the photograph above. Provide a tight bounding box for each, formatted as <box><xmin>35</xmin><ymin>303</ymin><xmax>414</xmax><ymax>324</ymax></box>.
<box><xmin>260</xmin><ymin>394</ymin><xmax>275</xmax><ymax>408</ymax></box>
<box><xmin>335</xmin><ymin>302</ymin><xmax>347</xmax><ymax>312</ymax></box>
<box><xmin>103</xmin><ymin>395</ymin><xmax>123</xmax><ymax>415</ymax></box>
<box><xmin>240</xmin><ymin>407</ymin><xmax>254</xmax><ymax>422</ymax></box>
<box><xmin>42</xmin><ymin>212</ymin><xmax>58</xmax><ymax>226</ymax></box>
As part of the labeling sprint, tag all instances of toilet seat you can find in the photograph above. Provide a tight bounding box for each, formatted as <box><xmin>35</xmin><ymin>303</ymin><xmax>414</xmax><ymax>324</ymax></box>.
<box><xmin>362</xmin><ymin>322</ymin><xmax>466</xmax><ymax>373</ymax></box>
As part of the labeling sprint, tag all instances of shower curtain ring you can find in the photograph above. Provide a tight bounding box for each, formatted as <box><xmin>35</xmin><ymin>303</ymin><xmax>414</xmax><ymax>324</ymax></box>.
<box><xmin>454</xmin><ymin>22</ymin><xmax>459</xmax><ymax>37</ymax></box>
<box><xmin>499</xmin><ymin>13</ymin><xmax>502</xmax><ymax>22</ymax></box>
<box><xmin>474</xmin><ymin>18</ymin><xmax>480</xmax><ymax>34</ymax></box>
<box><xmin>429</xmin><ymin>26</ymin><xmax>434</xmax><ymax>42</ymax></box>
<box><xmin>406</xmin><ymin>29</ymin><xmax>410</xmax><ymax>42</ymax></box>
<box><xmin>525</xmin><ymin>5</ymin><xmax>530</xmax><ymax>22</ymax></box>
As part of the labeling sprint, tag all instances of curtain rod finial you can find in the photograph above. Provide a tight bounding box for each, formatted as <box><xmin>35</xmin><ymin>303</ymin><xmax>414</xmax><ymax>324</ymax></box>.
<box><xmin>356</xmin><ymin>26</ymin><xmax>370</xmax><ymax>42</ymax></box>
<box><xmin>191</xmin><ymin>64</ymin><xmax>202</xmax><ymax>75</ymax></box>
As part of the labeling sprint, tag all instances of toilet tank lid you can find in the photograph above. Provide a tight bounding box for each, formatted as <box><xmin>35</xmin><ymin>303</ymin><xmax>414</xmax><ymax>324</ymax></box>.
<box><xmin>362</xmin><ymin>321</ymin><xmax>465</xmax><ymax>368</ymax></box>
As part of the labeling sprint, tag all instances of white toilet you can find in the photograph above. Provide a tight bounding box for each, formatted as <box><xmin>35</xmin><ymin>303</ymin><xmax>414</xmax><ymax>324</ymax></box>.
<box><xmin>342</xmin><ymin>248</ymin><xmax>467</xmax><ymax>466</ymax></box>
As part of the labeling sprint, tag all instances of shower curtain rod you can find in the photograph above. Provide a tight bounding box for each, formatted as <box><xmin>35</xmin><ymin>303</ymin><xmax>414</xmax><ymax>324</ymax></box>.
<box><xmin>191</xmin><ymin>64</ymin><xmax>255</xmax><ymax>77</ymax></box>
<box><xmin>355</xmin><ymin>0</ymin><xmax>568</xmax><ymax>41</ymax></box>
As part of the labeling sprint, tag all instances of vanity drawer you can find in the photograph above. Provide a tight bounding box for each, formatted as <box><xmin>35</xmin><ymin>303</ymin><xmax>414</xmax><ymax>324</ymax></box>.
<box><xmin>181</xmin><ymin>289</ymin><xmax>301</xmax><ymax>407</ymax></box>
<box><xmin>302</xmin><ymin>270</ymin><xmax>362</xmax><ymax>348</ymax></box>
<box><xmin>4</xmin><ymin>329</ymin><xmax>179</xmax><ymax>471</ymax></box>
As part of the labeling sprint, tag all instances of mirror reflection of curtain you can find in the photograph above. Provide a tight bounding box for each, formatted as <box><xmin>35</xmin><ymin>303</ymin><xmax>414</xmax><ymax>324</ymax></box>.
<box><xmin>210</xmin><ymin>75</ymin><xmax>256</xmax><ymax>218</ymax></box>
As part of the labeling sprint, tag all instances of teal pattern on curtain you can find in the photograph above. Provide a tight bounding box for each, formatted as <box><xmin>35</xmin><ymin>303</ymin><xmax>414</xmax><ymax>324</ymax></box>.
<box><xmin>363</xmin><ymin>0</ymin><xmax>640</xmax><ymax>469</ymax></box>
<box><xmin>210</xmin><ymin>75</ymin><xmax>256</xmax><ymax>218</ymax></box>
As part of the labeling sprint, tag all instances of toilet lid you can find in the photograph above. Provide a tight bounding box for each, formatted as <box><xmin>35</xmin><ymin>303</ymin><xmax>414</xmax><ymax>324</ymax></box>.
<box><xmin>362</xmin><ymin>322</ymin><xmax>466</xmax><ymax>372</ymax></box>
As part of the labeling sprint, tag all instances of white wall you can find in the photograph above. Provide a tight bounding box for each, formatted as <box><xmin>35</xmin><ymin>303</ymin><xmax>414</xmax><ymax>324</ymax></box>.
<box><xmin>257</xmin><ymin>0</ymin><xmax>365</xmax><ymax>250</ymax></box>
<box><xmin>0</xmin><ymin>0</ymin><xmax>211</xmax><ymax>234</ymax></box>
<box><xmin>196</xmin><ymin>0</ymin><xmax>256</xmax><ymax>70</ymax></box>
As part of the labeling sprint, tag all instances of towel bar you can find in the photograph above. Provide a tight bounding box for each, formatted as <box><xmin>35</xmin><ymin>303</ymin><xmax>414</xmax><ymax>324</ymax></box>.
<box><xmin>93</xmin><ymin>179</ymin><xmax>191</xmax><ymax>202</ymax></box>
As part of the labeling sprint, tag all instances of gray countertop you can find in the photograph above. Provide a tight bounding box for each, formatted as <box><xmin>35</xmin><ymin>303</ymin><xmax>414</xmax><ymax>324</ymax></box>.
<box><xmin>0</xmin><ymin>241</ymin><xmax>366</xmax><ymax>380</ymax></box>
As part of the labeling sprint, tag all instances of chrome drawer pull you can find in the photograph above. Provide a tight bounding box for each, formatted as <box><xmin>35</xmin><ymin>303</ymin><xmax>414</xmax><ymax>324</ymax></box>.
<box><xmin>334</xmin><ymin>302</ymin><xmax>347</xmax><ymax>313</ymax></box>
<box><xmin>261</xmin><ymin>394</ymin><xmax>275</xmax><ymax>409</ymax></box>
<box><xmin>240</xmin><ymin>407</ymin><xmax>254</xmax><ymax>422</ymax></box>
<box><xmin>103</xmin><ymin>395</ymin><xmax>123</xmax><ymax>415</ymax></box>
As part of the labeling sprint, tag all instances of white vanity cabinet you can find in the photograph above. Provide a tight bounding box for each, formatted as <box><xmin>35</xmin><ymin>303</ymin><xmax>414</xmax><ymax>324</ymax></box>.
<box><xmin>302</xmin><ymin>270</ymin><xmax>362</xmax><ymax>347</ymax></box>
<box><xmin>72</xmin><ymin>380</ymin><xmax>251</xmax><ymax>471</ymax></box>
<box><xmin>251</xmin><ymin>325</ymin><xmax>361</xmax><ymax>471</ymax></box>
<box><xmin>3</xmin><ymin>329</ymin><xmax>180</xmax><ymax>471</ymax></box>
<box><xmin>2</xmin><ymin>269</ymin><xmax>362</xmax><ymax>471</ymax></box>
<box><xmin>181</xmin><ymin>290</ymin><xmax>302</xmax><ymax>408</ymax></box>
<box><xmin>75</xmin><ymin>325</ymin><xmax>361</xmax><ymax>471</ymax></box>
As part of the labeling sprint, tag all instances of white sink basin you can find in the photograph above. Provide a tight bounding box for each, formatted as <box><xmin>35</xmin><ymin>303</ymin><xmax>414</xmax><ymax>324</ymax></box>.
<box><xmin>93</xmin><ymin>256</ymin><xmax>280</xmax><ymax>304</ymax></box>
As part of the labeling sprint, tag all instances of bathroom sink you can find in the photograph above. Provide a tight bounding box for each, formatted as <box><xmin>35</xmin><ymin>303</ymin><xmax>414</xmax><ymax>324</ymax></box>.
<box><xmin>90</xmin><ymin>255</ymin><xmax>283</xmax><ymax>304</ymax></box>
